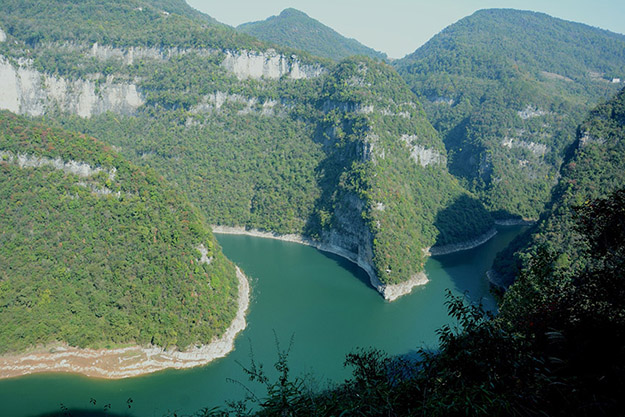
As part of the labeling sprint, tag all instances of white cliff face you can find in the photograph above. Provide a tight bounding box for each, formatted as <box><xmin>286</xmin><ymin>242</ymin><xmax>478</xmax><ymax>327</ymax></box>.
<box><xmin>400</xmin><ymin>134</ymin><xmax>446</xmax><ymax>167</ymax></box>
<box><xmin>517</xmin><ymin>105</ymin><xmax>547</xmax><ymax>120</ymax></box>
<box><xmin>0</xmin><ymin>150</ymin><xmax>116</xmax><ymax>179</ymax></box>
<box><xmin>221</xmin><ymin>50</ymin><xmax>324</xmax><ymax>80</ymax></box>
<box><xmin>0</xmin><ymin>56</ymin><xmax>143</xmax><ymax>118</ymax></box>
<box><xmin>501</xmin><ymin>137</ymin><xmax>548</xmax><ymax>156</ymax></box>
<box><xmin>0</xmin><ymin>28</ymin><xmax>6</xmax><ymax>43</ymax></box>
<box><xmin>89</xmin><ymin>42</ymin><xmax>214</xmax><ymax>65</ymax></box>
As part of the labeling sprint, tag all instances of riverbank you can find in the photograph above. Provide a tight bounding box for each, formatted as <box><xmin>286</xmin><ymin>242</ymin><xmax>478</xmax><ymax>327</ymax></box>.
<box><xmin>494</xmin><ymin>218</ymin><xmax>536</xmax><ymax>226</ymax></box>
<box><xmin>0</xmin><ymin>267</ymin><xmax>250</xmax><ymax>379</ymax></box>
<box><xmin>213</xmin><ymin>226</ymin><xmax>429</xmax><ymax>302</ymax></box>
<box><xmin>427</xmin><ymin>227</ymin><xmax>498</xmax><ymax>256</ymax></box>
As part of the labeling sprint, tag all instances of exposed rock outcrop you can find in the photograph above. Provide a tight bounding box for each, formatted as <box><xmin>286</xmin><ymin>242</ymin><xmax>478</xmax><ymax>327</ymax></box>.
<box><xmin>401</xmin><ymin>134</ymin><xmax>446</xmax><ymax>167</ymax></box>
<box><xmin>501</xmin><ymin>137</ymin><xmax>548</xmax><ymax>156</ymax></box>
<box><xmin>221</xmin><ymin>49</ymin><xmax>325</xmax><ymax>80</ymax></box>
<box><xmin>0</xmin><ymin>56</ymin><xmax>143</xmax><ymax>118</ymax></box>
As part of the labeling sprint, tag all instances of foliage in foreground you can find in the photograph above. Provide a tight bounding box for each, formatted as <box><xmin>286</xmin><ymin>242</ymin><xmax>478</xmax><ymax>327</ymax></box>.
<box><xmin>184</xmin><ymin>189</ymin><xmax>625</xmax><ymax>417</ymax></box>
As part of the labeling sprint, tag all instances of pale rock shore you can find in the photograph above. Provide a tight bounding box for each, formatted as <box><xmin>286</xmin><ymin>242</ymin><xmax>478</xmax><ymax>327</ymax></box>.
<box><xmin>211</xmin><ymin>225</ymin><xmax>428</xmax><ymax>302</ymax></box>
<box><xmin>494</xmin><ymin>218</ymin><xmax>536</xmax><ymax>226</ymax></box>
<box><xmin>426</xmin><ymin>227</ymin><xmax>498</xmax><ymax>256</ymax></box>
<box><xmin>0</xmin><ymin>267</ymin><xmax>250</xmax><ymax>379</ymax></box>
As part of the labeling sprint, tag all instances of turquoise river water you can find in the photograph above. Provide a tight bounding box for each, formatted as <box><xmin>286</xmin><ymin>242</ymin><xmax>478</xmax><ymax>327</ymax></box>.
<box><xmin>0</xmin><ymin>226</ymin><xmax>525</xmax><ymax>417</ymax></box>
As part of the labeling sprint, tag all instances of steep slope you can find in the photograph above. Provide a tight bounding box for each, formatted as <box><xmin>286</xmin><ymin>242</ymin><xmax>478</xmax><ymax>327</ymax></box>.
<box><xmin>394</xmin><ymin>9</ymin><xmax>625</xmax><ymax>220</ymax></box>
<box><xmin>0</xmin><ymin>111</ymin><xmax>239</xmax><ymax>354</ymax></box>
<box><xmin>491</xmin><ymin>86</ymin><xmax>625</xmax><ymax>287</ymax></box>
<box><xmin>237</xmin><ymin>8</ymin><xmax>387</xmax><ymax>62</ymax></box>
<box><xmin>0</xmin><ymin>1</ymin><xmax>492</xmax><ymax>298</ymax></box>
<box><xmin>308</xmin><ymin>58</ymin><xmax>493</xmax><ymax>294</ymax></box>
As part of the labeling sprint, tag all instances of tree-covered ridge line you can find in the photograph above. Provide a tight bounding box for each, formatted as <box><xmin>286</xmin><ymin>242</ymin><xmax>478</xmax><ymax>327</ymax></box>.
<box><xmin>307</xmin><ymin>58</ymin><xmax>493</xmax><ymax>285</ymax></box>
<box><xmin>394</xmin><ymin>8</ymin><xmax>625</xmax><ymax>221</ymax></box>
<box><xmin>1</xmin><ymin>0</ymin><xmax>493</xmax><ymax>290</ymax></box>
<box><xmin>237</xmin><ymin>8</ymin><xmax>387</xmax><ymax>62</ymax></box>
<box><xmin>0</xmin><ymin>0</ymin><xmax>330</xmax><ymax>71</ymax></box>
<box><xmin>492</xmin><ymin>85</ymin><xmax>625</xmax><ymax>287</ymax></box>
<box><xmin>0</xmin><ymin>110</ymin><xmax>239</xmax><ymax>354</ymax></box>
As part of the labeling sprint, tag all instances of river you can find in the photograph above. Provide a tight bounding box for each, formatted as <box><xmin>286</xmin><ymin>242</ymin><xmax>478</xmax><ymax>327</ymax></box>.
<box><xmin>0</xmin><ymin>225</ymin><xmax>525</xmax><ymax>417</ymax></box>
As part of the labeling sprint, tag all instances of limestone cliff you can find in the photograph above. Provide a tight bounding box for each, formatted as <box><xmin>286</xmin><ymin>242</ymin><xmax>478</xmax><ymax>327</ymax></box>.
<box><xmin>0</xmin><ymin>56</ymin><xmax>143</xmax><ymax>118</ymax></box>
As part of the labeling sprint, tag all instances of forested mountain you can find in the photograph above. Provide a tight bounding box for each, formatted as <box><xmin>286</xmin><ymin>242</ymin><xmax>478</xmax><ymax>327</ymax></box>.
<box><xmin>237</xmin><ymin>8</ymin><xmax>387</xmax><ymax>62</ymax></box>
<box><xmin>491</xmin><ymin>86</ymin><xmax>625</xmax><ymax>287</ymax></box>
<box><xmin>0</xmin><ymin>111</ymin><xmax>239</xmax><ymax>353</ymax></box>
<box><xmin>394</xmin><ymin>9</ymin><xmax>625</xmax><ymax>220</ymax></box>
<box><xmin>198</xmin><ymin>89</ymin><xmax>625</xmax><ymax>416</ymax></box>
<box><xmin>0</xmin><ymin>0</ymin><xmax>492</xmax><ymax>295</ymax></box>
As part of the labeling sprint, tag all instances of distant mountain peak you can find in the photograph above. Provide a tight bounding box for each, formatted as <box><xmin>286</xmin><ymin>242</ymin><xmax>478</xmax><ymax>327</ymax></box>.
<box><xmin>278</xmin><ymin>8</ymin><xmax>307</xmax><ymax>18</ymax></box>
<box><xmin>237</xmin><ymin>8</ymin><xmax>387</xmax><ymax>62</ymax></box>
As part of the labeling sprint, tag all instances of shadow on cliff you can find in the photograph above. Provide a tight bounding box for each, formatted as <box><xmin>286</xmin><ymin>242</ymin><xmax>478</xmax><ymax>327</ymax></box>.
<box><xmin>432</xmin><ymin>194</ymin><xmax>494</xmax><ymax>249</ymax></box>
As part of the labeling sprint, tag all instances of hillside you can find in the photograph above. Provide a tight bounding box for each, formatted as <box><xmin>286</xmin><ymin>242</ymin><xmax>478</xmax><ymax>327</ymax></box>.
<box><xmin>0</xmin><ymin>111</ymin><xmax>239</xmax><ymax>354</ymax></box>
<box><xmin>0</xmin><ymin>0</ymin><xmax>493</xmax><ymax>297</ymax></box>
<box><xmin>394</xmin><ymin>9</ymin><xmax>625</xmax><ymax>220</ymax></box>
<box><xmin>196</xmin><ymin>88</ymin><xmax>625</xmax><ymax>417</ymax></box>
<box><xmin>237</xmin><ymin>8</ymin><xmax>387</xmax><ymax>62</ymax></box>
<box><xmin>491</xmin><ymin>86</ymin><xmax>625</xmax><ymax>287</ymax></box>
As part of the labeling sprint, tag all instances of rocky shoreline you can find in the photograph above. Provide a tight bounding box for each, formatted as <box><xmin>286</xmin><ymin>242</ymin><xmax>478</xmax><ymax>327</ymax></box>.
<box><xmin>427</xmin><ymin>227</ymin><xmax>498</xmax><ymax>256</ymax></box>
<box><xmin>494</xmin><ymin>218</ymin><xmax>535</xmax><ymax>226</ymax></box>
<box><xmin>212</xmin><ymin>226</ymin><xmax>430</xmax><ymax>302</ymax></box>
<box><xmin>0</xmin><ymin>267</ymin><xmax>250</xmax><ymax>379</ymax></box>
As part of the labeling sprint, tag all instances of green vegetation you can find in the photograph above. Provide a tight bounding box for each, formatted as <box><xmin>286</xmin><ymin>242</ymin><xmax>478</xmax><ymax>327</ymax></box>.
<box><xmin>308</xmin><ymin>58</ymin><xmax>492</xmax><ymax>284</ymax></box>
<box><xmin>394</xmin><ymin>9</ymin><xmax>625</xmax><ymax>220</ymax></box>
<box><xmin>0</xmin><ymin>0</ymin><xmax>259</xmax><ymax>50</ymax></box>
<box><xmin>191</xmin><ymin>190</ymin><xmax>625</xmax><ymax>417</ymax></box>
<box><xmin>237</xmin><ymin>8</ymin><xmax>387</xmax><ymax>62</ymax></box>
<box><xmin>0</xmin><ymin>111</ymin><xmax>239</xmax><ymax>353</ymax></box>
<box><xmin>0</xmin><ymin>0</ymin><xmax>494</xmax><ymax>288</ymax></box>
<box><xmin>492</xmin><ymin>86</ymin><xmax>625</xmax><ymax>286</ymax></box>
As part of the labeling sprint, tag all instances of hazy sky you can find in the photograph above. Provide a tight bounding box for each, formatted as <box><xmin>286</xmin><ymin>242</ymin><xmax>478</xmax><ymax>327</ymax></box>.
<box><xmin>186</xmin><ymin>0</ymin><xmax>625</xmax><ymax>59</ymax></box>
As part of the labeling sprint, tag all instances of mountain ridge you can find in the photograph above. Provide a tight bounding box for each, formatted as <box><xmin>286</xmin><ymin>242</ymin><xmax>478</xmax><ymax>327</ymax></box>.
<box><xmin>394</xmin><ymin>8</ymin><xmax>625</xmax><ymax>221</ymax></box>
<box><xmin>237</xmin><ymin>8</ymin><xmax>387</xmax><ymax>62</ymax></box>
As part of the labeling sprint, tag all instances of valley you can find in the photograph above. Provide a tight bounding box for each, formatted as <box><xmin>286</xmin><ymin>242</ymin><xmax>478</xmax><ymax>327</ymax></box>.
<box><xmin>0</xmin><ymin>1</ymin><xmax>624</xmax><ymax>415</ymax></box>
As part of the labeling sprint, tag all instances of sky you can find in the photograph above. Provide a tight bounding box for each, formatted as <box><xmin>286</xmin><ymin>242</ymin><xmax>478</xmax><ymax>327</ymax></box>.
<box><xmin>186</xmin><ymin>0</ymin><xmax>625</xmax><ymax>59</ymax></box>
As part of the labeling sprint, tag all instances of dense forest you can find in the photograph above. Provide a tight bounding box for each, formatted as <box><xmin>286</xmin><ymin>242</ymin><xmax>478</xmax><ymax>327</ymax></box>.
<box><xmin>190</xmin><ymin>87</ymin><xmax>625</xmax><ymax>417</ymax></box>
<box><xmin>492</xmin><ymin>86</ymin><xmax>625</xmax><ymax>286</ymax></box>
<box><xmin>0</xmin><ymin>0</ymin><xmax>495</xmax><ymax>289</ymax></box>
<box><xmin>394</xmin><ymin>9</ymin><xmax>625</xmax><ymax>220</ymax></box>
<box><xmin>0</xmin><ymin>111</ymin><xmax>239</xmax><ymax>353</ymax></box>
<box><xmin>237</xmin><ymin>8</ymin><xmax>387</xmax><ymax>62</ymax></box>
<box><xmin>1</xmin><ymin>8</ymin><xmax>624</xmax><ymax>417</ymax></box>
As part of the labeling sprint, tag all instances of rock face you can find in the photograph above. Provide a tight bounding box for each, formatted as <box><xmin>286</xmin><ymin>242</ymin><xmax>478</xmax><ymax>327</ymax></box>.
<box><xmin>0</xmin><ymin>28</ymin><xmax>6</xmax><ymax>43</ymax></box>
<box><xmin>0</xmin><ymin>56</ymin><xmax>143</xmax><ymax>118</ymax></box>
<box><xmin>401</xmin><ymin>134</ymin><xmax>446</xmax><ymax>167</ymax></box>
<box><xmin>221</xmin><ymin>50</ymin><xmax>325</xmax><ymax>80</ymax></box>
<box><xmin>89</xmin><ymin>42</ymin><xmax>214</xmax><ymax>65</ymax></box>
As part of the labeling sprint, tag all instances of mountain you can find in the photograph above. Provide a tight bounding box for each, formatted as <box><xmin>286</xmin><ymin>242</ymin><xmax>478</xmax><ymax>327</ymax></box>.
<box><xmin>0</xmin><ymin>0</ymin><xmax>492</xmax><ymax>299</ymax></box>
<box><xmin>237</xmin><ymin>8</ymin><xmax>387</xmax><ymax>62</ymax></box>
<box><xmin>394</xmin><ymin>9</ymin><xmax>625</xmax><ymax>221</ymax></box>
<box><xmin>0</xmin><ymin>111</ymin><xmax>239</xmax><ymax>353</ymax></box>
<box><xmin>491</xmin><ymin>86</ymin><xmax>625</xmax><ymax>287</ymax></box>
<box><xmin>201</xmin><ymin>88</ymin><xmax>625</xmax><ymax>417</ymax></box>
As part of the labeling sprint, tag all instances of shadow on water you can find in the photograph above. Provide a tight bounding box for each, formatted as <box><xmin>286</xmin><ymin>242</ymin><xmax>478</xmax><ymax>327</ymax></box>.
<box><xmin>27</xmin><ymin>411</ymin><xmax>133</xmax><ymax>417</ymax></box>
<box><xmin>316</xmin><ymin>249</ymin><xmax>373</xmax><ymax>290</ymax></box>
